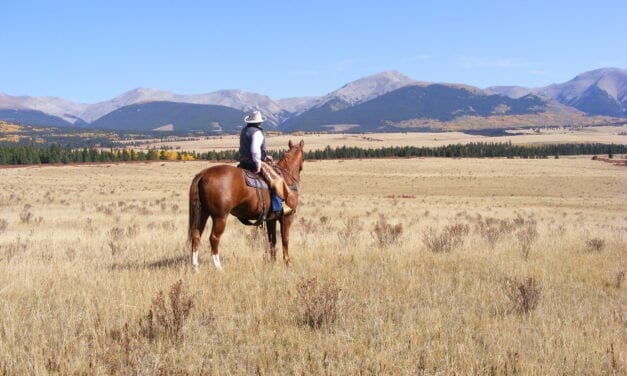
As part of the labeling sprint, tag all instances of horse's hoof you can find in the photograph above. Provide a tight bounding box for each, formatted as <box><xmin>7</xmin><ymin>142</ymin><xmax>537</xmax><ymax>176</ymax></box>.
<box><xmin>211</xmin><ymin>254</ymin><xmax>223</xmax><ymax>271</ymax></box>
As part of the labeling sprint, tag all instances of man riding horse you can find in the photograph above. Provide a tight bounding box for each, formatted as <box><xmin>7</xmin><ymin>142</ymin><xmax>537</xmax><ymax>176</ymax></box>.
<box><xmin>238</xmin><ymin>110</ymin><xmax>291</xmax><ymax>215</ymax></box>
<box><xmin>188</xmin><ymin>120</ymin><xmax>304</xmax><ymax>269</ymax></box>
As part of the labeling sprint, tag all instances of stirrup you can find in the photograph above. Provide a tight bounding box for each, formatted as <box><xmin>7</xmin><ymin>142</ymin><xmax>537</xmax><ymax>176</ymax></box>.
<box><xmin>283</xmin><ymin>205</ymin><xmax>293</xmax><ymax>215</ymax></box>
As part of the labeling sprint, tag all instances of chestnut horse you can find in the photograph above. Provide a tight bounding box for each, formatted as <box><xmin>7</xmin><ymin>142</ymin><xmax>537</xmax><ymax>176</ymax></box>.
<box><xmin>188</xmin><ymin>140</ymin><xmax>304</xmax><ymax>270</ymax></box>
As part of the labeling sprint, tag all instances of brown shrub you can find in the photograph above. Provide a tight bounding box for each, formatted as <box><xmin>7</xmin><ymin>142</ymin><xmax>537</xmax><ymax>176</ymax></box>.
<box><xmin>1</xmin><ymin>236</ymin><xmax>28</xmax><ymax>262</ymax></box>
<box><xmin>504</xmin><ymin>277</ymin><xmax>542</xmax><ymax>314</ymax></box>
<box><xmin>371</xmin><ymin>215</ymin><xmax>403</xmax><ymax>247</ymax></box>
<box><xmin>96</xmin><ymin>204</ymin><xmax>115</xmax><ymax>216</ymax></box>
<box><xmin>104</xmin><ymin>281</ymin><xmax>199</xmax><ymax>372</ymax></box>
<box><xmin>338</xmin><ymin>216</ymin><xmax>363</xmax><ymax>247</ymax></box>
<box><xmin>298</xmin><ymin>217</ymin><xmax>316</xmax><ymax>234</ymax></box>
<box><xmin>615</xmin><ymin>271</ymin><xmax>625</xmax><ymax>289</ymax></box>
<box><xmin>516</xmin><ymin>220</ymin><xmax>538</xmax><ymax>260</ymax></box>
<box><xmin>319</xmin><ymin>216</ymin><xmax>329</xmax><ymax>226</ymax></box>
<box><xmin>125</xmin><ymin>224</ymin><xmax>140</xmax><ymax>238</ymax></box>
<box><xmin>19</xmin><ymin>204</ymin><xmax>33</xmax><ymax>223</ymax></box>
<box><xmin>108</xmin><ymin>241</ymin><xmax>125</xmax><ymax>256</ymax></box>
<box><xmin>584</xmin><ymin>238</ymin><xmax>606</xmax><ymax>253</ymax></box>
<box><xmin>475</xmin><ymin>216</ymin><xmax>524</xmax><ymax>248</ymax></box>
<box><xmin>108</xmin><ymin>226</ymin><xmax>125</xmax><ymax>240</ymax></box>
<box><xmin>446</xmin><ymin>222</ymin><xmax>470</xmax><ymax>245</ymax></box>
<box><xmin>106</xmin><ymin>322</ymin><xmax>145</xmax><ymax>372</ymax></box>
<box><xmin>318</xmin><ymin>216</ymin><xmax>333</xmax><ymax>231</ymax></box>
<box><xmin>161</xmin><ymin>220</ymin><xmax>176</xmax><ymax>231</ymax></box>
<box><xmin>422</xmin><ymin>222</ymin><xmax>469</xmax><ymax>253</ymax></box>
<box><xmin>296</xmin><ymin>276</ymin><xmax>340</xmax><ymax>329</ymax></box>
<box><xmin>140</xmin><ymin>280</ymin><xmax>196</xmax><ymax>343</ymax></box>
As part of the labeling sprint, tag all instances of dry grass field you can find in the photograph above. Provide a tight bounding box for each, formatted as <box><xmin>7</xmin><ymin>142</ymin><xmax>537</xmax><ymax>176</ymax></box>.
<box><xmin>0</xmin><ymin>157</ymin><xmax>625</xmax><ymax>374</ymax></box>
<box><xmin>137</xmin><ymin>125</ymin><xmax>627</xmax><ymax>153</ymax></box>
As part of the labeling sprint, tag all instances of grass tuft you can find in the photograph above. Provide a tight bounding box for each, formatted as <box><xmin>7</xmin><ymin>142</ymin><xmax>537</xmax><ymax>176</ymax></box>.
<box><xmin>371</xmin><ymin>215</ymin><xmax>403</xmax><ymax>247</ymax></box>
<box><xmin>504</xmin><ymin>277</ymin><xmax>542</xmax><ymax>314</ymax></box>
<box><xmin>422</xmin><ymin>222</ymin><xmax>469</xmax><ymax>253</ymax></box>
<box><xmin>140</xmin><ymin>280</ymin><xmax>196</xmax><ymax>343</ymax></box>
<box><xmin>584</xmin><ymin>237</ymin><xmax>606</xmax><ymax>252</ymax></box>
<box><xmin>296</xmin><ymin>276</ymin><xmax>340</xmax><ymax>329</ymax></box>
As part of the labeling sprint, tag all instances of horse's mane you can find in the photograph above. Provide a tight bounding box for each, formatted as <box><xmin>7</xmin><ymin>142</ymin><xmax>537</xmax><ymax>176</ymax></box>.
<box><xmin>276</xmin><ymin>145</ymin><xmax>302</xmax><ymax>185</ymax></box>
<box><xmin>276</xmin><ymin>145</ymin><xmax>300</xmax><ymax>169</ymax></box>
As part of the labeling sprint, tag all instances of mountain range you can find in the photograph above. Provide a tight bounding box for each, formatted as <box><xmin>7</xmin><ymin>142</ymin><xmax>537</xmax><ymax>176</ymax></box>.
<box><xmin>1</xmin><ymin>68</ymin><xmax>625</xmax><ymax>133</ymax></box>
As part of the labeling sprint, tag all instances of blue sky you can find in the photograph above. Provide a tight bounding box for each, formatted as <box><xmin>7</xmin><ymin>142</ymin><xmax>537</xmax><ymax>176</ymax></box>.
<box><xmin>1</xmin><ymin>0</ymin><xmax>625</xmax><ymax>103</ymax></box>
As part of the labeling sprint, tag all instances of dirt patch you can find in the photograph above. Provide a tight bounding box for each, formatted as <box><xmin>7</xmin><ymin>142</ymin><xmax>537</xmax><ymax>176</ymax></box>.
<box><xmin>592</xmin><ymin>157</ymin><xmax>627</xmax><ymax>167</ymax></box>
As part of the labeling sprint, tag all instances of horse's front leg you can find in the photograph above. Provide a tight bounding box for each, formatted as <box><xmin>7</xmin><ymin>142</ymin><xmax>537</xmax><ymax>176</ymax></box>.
<box><xmin>209</xmin><ymin>216</ymin><xmax>227</xmax><ymax>270</ymax></box>
<box><xmin>279</xmin><ymin>214</ymin><xmax>295</xmax><ymax>266</ymax></box>
<box><xmin>266</xmin><ymin>219</ymin><xmax>278</xmax><ymax>261</ymax></box>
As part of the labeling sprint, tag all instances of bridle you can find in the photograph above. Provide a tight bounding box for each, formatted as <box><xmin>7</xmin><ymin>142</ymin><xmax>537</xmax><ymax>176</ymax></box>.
<box><xmin>276</xmin><ymin>149</ymin><xmax>302</xmax><ymax>191</ymax></box>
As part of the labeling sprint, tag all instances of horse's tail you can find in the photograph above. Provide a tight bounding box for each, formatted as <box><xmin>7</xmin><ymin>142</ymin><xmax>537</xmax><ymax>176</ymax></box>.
<box><xmin>188</xmin><ymin>172</ymin><xmax>204</xmax><ymax>244</ymax></box>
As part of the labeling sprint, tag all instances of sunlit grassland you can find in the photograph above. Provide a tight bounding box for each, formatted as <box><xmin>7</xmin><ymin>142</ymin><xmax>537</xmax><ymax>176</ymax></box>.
<box><xmin>0</xmin><ymin>157</ymin><xmax>624</xmax><ymax>374</ymax></box>
<box><xmin>136</xmin><ymin>125</ymin><xmax>627</xmax><ymax>153</ymax></box>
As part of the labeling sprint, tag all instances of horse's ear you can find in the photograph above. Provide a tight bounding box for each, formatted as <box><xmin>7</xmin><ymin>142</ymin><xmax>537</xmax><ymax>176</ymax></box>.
<box><xmin>299</xmin><ymin>139</ymin><xmax>304</xmax><ymax>148</ymax></box>
<box><xmin>288</xmin><ymin>140</ymin><xmax>294</xmax><ymax>148</ymax></box>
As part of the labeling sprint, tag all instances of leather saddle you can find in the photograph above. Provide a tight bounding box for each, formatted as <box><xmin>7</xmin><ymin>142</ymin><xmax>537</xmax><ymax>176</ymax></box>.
<box><xmin>242</xmin><ymin>169</ymin><xmax>269</xmax><ymax>190</ymax></box>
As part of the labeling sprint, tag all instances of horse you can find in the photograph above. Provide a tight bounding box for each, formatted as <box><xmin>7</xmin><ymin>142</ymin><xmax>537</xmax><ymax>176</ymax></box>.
<box><xmin>188</xmin><ymin>139</ymin><xmax>304</xmax><ymax>270</ymax></box>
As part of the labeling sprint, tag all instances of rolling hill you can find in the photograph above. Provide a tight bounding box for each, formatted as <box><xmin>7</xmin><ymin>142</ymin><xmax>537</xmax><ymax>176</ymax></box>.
<box><xmin>282</xmin><ymin>84</ymin><xmax>549</xmax><ymax>132</ymax></box>
<box><xmin>89</xmin><ymin>102</ymin><xmax>247</xmax><ymax>132</ymax></box>
<box><xmin>488</xmin><ymin>68</ymin><xmax>627</xmax><ymax>118</ymax></box>
<box><xmin>79</xmin><ymin>88</ymin><xmax>286</xmax><ymax>126</ymax></box>
<box><xmin>0</xmin><ymin>109</ymin><xmax>74</xmax><ymax>127</ymax></box>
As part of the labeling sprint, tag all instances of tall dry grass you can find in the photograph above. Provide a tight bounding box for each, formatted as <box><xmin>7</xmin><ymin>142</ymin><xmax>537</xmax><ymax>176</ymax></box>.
<box><xmin>0</xmin><ymin>158</ymin><xmax>625</xmax><ymax>374</ymax></box>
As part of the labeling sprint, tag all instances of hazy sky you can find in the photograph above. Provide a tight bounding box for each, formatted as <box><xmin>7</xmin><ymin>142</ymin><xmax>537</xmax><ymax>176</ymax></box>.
<box><xmin>1</xmin><ymin>0</ymin><xmax>625</xmax><ymax>103</ymax></box>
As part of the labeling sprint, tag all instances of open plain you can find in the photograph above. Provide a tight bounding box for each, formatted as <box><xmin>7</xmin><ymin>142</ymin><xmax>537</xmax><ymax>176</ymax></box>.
<box><xmin>136</xmin><ymin>125</ymin><xmax>627</xmax><ymax>153</ymax></box>
<box><xmin>0</xmin><ymin>156</ymin><xmax>625</xmax><ymax>374</ymax></box>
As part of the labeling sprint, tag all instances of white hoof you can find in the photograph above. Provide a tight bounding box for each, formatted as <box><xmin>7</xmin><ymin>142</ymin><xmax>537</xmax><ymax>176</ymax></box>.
<box><xmin>212</xmin><ymin>254</ymin><xmax>223</xmax><ymax>271</ymax></box>
<box><xmin>191</xmin><ymin>251</ymin><xmax>199</xmax><ymax>268</ymax></box>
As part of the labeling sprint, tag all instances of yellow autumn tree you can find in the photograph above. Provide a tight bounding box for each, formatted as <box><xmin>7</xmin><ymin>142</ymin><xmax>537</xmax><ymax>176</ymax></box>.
<box><xmin>179</xmin><ymin>152</ymin><xmax>195</xmax><ymax>161</ymax></box>
<box><xmin>161</xmin><ymin>150</ymin><xmax>178</xmax><ymax>161</ymax></box>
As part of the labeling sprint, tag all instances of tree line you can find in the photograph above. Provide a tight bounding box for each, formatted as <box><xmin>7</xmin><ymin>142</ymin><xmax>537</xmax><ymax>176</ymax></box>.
<box><xmin>0</xmin><ymin>142</ymin><xmax>624</xmax><ymax>165</ymax></box>
<box><xmin>0</xmin><ymin>144</ymin><xmax>195</xmax><ymax>164</ymax></box>
<box><xmin>302</xmin><ymin>142</ymin><xmax>625</xmax><ymax>159</ymax></box>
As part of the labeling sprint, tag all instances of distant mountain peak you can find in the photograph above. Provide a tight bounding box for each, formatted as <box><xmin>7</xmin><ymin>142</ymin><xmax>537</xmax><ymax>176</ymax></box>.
<box><xmin>114</xmin><ymin>87</ymin><xmax>173</xmax><ymax>102</ymax></box>
<box><xmin>484</xmin><ymin>86</ymin><xmax>535</xmax><ymax>99</ymax></box>
<box><xmin>301</xmin><ymin>70</ymin><xmax>421</xmax><ymax>114</ymax></box>
<box><xmin>536</xmin><ymin>67</ymin><xmax>627</xmax><ymax>116</ymax></box>
<box><xmin>0</xmin><ymin>92</ymin><xmax>88</xmax><ymax>124</ymax></box>
<box><xmin>331</xmin><ymin>70</ymin><xmax>419</xmax><ymax>104</ymax></box>
<box><xmin>573</xmin><ymin>67</ymin><xmax>626</xmax><ymax>78</ymax></box>
<box><xmin>485</xmin><ymin>67</ymin><xmax>626</xmax><ymax>117</ymax></box>
<box><xmin>568</xmin><ymin>67</ymin><xmax>627</xmax><ymax>101</ymax></box>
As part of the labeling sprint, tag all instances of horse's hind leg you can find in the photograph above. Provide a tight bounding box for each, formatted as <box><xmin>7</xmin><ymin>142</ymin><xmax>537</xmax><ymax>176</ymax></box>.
<box><xmin>191</xmin><ymin>211</ymin><xmax>209</xmax><ymax>268</ymax></box>
<box><xmin>209</xmin><ymin>215</ymin><xmax>227</xmax><ymax>270</ymax></box>
<box><xmin>266</xmin><ymin>219</ymin><xmax>278</xmax><ymax>261</ymax></box>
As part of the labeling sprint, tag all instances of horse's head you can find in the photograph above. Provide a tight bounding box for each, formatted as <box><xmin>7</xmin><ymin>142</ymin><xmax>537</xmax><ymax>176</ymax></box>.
<box><xmin>287</xmin><ymin>139</ymin><xmax>305</xmax><ymax>173</ymax></box>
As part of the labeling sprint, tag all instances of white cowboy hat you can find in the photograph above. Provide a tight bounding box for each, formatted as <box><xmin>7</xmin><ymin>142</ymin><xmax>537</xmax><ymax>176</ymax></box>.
<box><xmin>244</xmin><ymin>110</ymin><xmax>264</xmax><ymax>124</ymax></box>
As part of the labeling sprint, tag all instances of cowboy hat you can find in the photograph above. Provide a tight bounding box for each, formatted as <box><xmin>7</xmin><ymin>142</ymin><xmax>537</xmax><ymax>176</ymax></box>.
<box><xmin>244</xmin><ymin>110</ymin><xmax>264</xmax><ymax>124</ymax></box>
